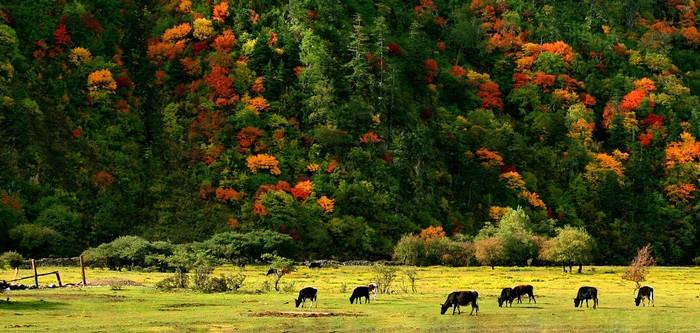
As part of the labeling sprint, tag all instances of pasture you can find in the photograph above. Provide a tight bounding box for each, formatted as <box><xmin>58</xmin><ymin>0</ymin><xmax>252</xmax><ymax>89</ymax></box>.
<box><xmin>2</xmin><ymin>265</ymin><xmax>700</xmax><ymax>332</ymax></box>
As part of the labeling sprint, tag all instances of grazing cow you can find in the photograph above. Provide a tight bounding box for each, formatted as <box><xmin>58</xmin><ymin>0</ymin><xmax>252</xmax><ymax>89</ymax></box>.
<box><xmin>349</xmin><ymin>286</ymin><xmax>371</xmax><ymax>304</ymax></box>
<box><xmin>308</xmin><ymin>262</ymin><xmax>322</xmax><ymax>269</ymax></box>
<box><xmin>295</xmin><ymin>287</ymin><xmax>318</xmax><ymax>308</ymax></box>
<box><xmin>440</xmin><ymin>291</ymin><xmax>479</xmax><ymax>315</ymax></box>
<box><xmin>574</xmin><ymin>286</ymin><xmax>598</xmax><ymax>309</ymax></box>
<box><xmin>513</xmin><ymin>285</ymin><xmax>536</xmax><ymax>304</ymax></box>
<box><xmin>266</xmin><ymin>268</ymin><xmax>289</xmax><ymax>276</ymax></box>
<box><xmin>1</xmin><ymin>280</ymin><xmax>9</xmax><ymax>302</ymax></box>
<box><xmin>635</xmin><ymin>286</ymin><xmax>654</xmax><ymax>307</ymax></box>
<box><xmin>498</xmin><ymin>288</ymin><xmax>515</xmax><ymax>307</ymax></box>
<box><xmin>368</xmin><ymin>283</ymin><xmax>378</xmax><ymax>301</ymax></box>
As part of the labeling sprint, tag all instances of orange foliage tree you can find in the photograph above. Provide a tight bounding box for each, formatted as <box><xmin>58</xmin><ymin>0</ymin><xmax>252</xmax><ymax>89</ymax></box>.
<box><xmin>419</xmin><ymin>225</ymin><xmax>446</xmax><ymax>240</ymax></box>
<box><xmin>291</xmin><ymin>180</ymin><xmax>313</xmax><ymax>201</ymax></box>
<box><xmin>247</xmin><ymin>154</ymin><xmax>281</xmax><ymax>175</ymax></box>
<box><xmin>216</xmin><ymin>187</ymin><xmax>242</xmax><ymax>202</ymax></box>
<box><xmin>475</xmin><ymin>147</ymin><xmax>504</xmax><ymax>168</ymax></box>
<box><xmin>477</xmin><ymin>81</ymin><xmax>504</xmax><ymax>110</ymax></box>
<box><xmin>162</xmin><ymin>23</ymin><xmax>191</xmax><ymax>42</ymax></box>
<box><xmin>212</xmin><ymin>30</ymin><xmax>236</xmax><ymax>52</ymax></box>
<box><xmin>317</xmin><ymin>195</ymin><xmax>334</xmax><ymax>213</ymax></box>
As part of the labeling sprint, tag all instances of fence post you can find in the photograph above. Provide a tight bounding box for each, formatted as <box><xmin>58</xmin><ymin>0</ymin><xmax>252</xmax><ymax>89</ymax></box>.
<box><xmin>80</xmin><ymin>255</ymin><xmax>87</xmax><ymax>286</ymax></box>
<box><xmin>31</xmin><ymin>259</ymin><xmax>38</xmax><ymax>288</ymax></box>
<box><xmin>55</xmin><ymin>271</ymin><xmax>62</xmax><ymax>287</ymax></box>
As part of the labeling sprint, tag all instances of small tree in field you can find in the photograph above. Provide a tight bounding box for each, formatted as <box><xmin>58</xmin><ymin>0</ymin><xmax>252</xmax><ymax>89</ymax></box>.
<box><xmin>539</xmin><ymin>226</ymin><xmax>594</xmax><ymax>273</ymax></box>
<box><xmin>474</xmin><ymin>237</ymin><xmax>506</xmax><ymax>269</ymax></box>
<box><xmin>261</xmin><ymin>253</ymin><xmax>295</xmax><ymax>292</ymax></box>
<box><xmin>622</xmin><ymin>244</ymin><xmax>655</xmax><ymax>291</ymax></box>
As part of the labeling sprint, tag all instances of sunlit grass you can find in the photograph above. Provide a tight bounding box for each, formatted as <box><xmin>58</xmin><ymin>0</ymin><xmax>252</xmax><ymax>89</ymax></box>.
<box><xmin>2</xmin><ymin>265</ymin><xmax>700</xmax><ymax>332</ymax></box>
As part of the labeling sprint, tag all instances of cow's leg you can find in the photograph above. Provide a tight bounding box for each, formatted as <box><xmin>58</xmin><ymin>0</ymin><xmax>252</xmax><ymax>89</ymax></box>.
<box><xmin>585</xmin><ymin>299</ymin><xmax>589</xmax><ymax>307</ymax></box>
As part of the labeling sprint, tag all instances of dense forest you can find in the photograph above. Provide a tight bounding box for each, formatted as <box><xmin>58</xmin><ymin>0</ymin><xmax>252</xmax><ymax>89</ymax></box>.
<box><xmin>1</xmin><ymin>0</ymin><xmax>700</xmax><ymax>264</ymax></box>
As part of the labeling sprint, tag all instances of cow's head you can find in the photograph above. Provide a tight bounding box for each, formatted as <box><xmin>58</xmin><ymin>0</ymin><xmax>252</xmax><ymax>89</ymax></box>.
<box><xmin>440</xmin><ymin>303</ymin><xmax>450</xmax><ymax>315</ymax></box>
<box><xmin>634</xmin><ymin>297</ymin><xmax>641</xmax><ymax>306</ymax></box>
<box><xmin>497</xmin><ymin>296</ymin><xmax>504</xmax><ymax>307</ymax></box>
<box><xmin>573</xmin><ymin>298</ymin><xmax>581</xmax><ymax>307</ymax></box>
<box><xmin>295</xmin><ymin>298</ymin><xmax>302</xmax><ymax>308</ymax></box>
<box><xmin>349</xmin><ymin>296</ymin><xmax>354</xmax><ymax>304</ymax></box>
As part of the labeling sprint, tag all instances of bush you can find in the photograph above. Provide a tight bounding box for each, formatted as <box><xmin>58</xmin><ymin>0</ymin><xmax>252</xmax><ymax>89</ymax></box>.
<box><xmin>202</xmin><ymin>230</ymin><xmax>295</xmax><ymax>263</ymax></box>
<box><xmin>82</xmin><ymin>231</ymin><xmax>293</xmax><ymax>273</ymax></box>
<box><xmin>0</xmin><ymin>251</ymin><xmax>25</xmax><ymax>269</ymax></box>
<box><xmin>393</xmin><ymin>235</ymin><xmax>424</xmax><ymax>265</ymax></box>
<box><xmin>392</xmin><ymin>234</ymin><xmax>474</xmax><ymax>266</ymax></box>
<box><xmin>693</xmin><ymin>256</ymin><xmax>700</xmax><ymax>266</ymax></box>
<box><xmin>155</xmin><ymin>270</ymin><xmax>189</xmax><ymax>291</ymax></box>
<box><xmin>191</xmin><ymin>265</ymin><xmax>215</xmax><ymax>292</ymax></box>
<box><xmin>82</xmin><ymin>236</ymin><xmax>153</xmax><ymax>270</ymax></box>
<box><xmin>189</xmin><ymin>265</ymin><xmax>246</xmax><ymax>293</ymax></box>
<box><xmin>372</xmin><ymin>264</ymin><xmax>398</xmax><ymax>294</ymax></box>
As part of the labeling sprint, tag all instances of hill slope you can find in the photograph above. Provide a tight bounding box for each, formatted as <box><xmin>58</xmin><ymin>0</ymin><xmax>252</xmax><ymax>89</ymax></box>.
<box><xmin>1</xmin><ymin>0</ymin><xmax>700</xmax><ymax>263</ymax></box>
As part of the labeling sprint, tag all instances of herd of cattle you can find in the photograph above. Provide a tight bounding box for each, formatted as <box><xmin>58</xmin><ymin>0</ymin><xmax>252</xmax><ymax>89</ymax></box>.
<box><xmin>293</xmin><ymin>283</ymin><xmax>656</xmax><ymax>314</ymax></box>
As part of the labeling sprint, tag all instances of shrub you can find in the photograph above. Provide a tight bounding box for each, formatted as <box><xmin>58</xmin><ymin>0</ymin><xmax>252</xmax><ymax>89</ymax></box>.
<box><xmin>392</xmin><ymin>234</ymin><xmax>474</xmax><ymax>266</ymax></box>
<box><xmin>0</xmin><ymin>251</ymin><xmax>24</xmax><ymax>269</ymax></box>
<box><xmin>82</xmin><ymin>236</ymin><xmax>153</xmax><ymax>270</ymax></box>
<box><xmin>372</xmin><ymin>264</ymin><xmax>398</xmax><ymax>294</ymax></box>
<box><xmin>261</xmin><ymin>253</ymin><xmax>295</xmax><ymax>292</ymax></box>
<box><xmin>393</xmin><ymin>235</ymin><xmax>424</xmax><ymax>265</ymax></box>
<box><xmin>474</xmin><ymin>236</ymin><xmax>506</xmax><ymax>269</ymax></box>
<box><xmin>165</xmin><ymin>243</ymin><xmax>214</xmax><ymax>273</ymax></box>
<box><xmin>191</xmin><ymin>265</ymin><xmax>215</xmax><ymax>292</ymax></box>
<box><xmin>539</xmin><ymin>226</ymin><xmax>594</xmax><ymax>273</ymax></box>
<box><xmin>693</xmin><ymin>256</ymin><xmax>700</xmax><ymax>266</ymax></box>
<box><xmin>155</xmin><ymin>270</ymin><xmax>189</xmax><ymax>291</ymax></box>
<box><xmin>202</xmin><ymin>230</ymin><xmax>295</xmax><ymax>263</ymax></box>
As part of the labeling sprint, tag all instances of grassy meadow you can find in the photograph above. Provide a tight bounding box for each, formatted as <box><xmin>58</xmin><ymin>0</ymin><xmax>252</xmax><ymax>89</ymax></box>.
<box><xmin>1</xmin><ymin>265</ymin><xmax>700</xmax><ymax>332</ymax></box>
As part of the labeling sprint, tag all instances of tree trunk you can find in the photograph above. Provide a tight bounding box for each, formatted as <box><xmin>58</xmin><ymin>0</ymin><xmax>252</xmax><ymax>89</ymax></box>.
<box><xmin>562</xmin><ymin>265</ymin><xmax>567</xmax><ymax>272</ymax></box>
<box><xmin>491</xmin><ymin>265</ymin><xmax>495</xmax><ymax>270</ymax></box>
<box><xmin>578</xmin><ymin>264</ymin><xmax>583</xmax><ymax>274</ymax></box>
<box><xmin>569</xmin><ymin>263</ymin><xmax>573</xmax><ymax>273</ymax></box>
<box><xmin>274</xmin><ymin>274</ymin><xmax>282</xmax><ymax>291</ymax></box>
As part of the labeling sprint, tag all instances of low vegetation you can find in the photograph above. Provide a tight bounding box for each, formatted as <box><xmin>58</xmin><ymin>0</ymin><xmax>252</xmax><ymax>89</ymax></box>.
<box><xmin>2</xmin><ymin>265</ymin><xmax>699</xmax><ymax>332</ymax></box>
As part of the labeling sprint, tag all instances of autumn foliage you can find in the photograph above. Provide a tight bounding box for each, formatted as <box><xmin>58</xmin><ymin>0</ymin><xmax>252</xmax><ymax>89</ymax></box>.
<box><xmin>247</xmin><ymin>154</ymin><xmax>281</xmax><ymax>175</ymax></box>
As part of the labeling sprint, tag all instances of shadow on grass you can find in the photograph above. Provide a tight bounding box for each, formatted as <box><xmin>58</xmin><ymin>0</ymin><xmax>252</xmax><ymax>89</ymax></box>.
<box><xmin>0</xmin><ymin>300</ymin><xmax>67</xmax><ymax>311</ymax></box>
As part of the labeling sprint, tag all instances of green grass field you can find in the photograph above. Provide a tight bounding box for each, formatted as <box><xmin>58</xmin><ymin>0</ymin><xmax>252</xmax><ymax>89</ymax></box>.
<box><xmin>2</xmin><ymin>265</ymin><xmax>700</xmax><ymax>332</ymax></box>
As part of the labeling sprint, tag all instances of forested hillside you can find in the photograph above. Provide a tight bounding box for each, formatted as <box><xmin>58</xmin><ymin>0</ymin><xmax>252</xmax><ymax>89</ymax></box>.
<box><xmin>1</xmin><ymin>0</ymin><xmax>700</xmax><ymax>264</ymax></box>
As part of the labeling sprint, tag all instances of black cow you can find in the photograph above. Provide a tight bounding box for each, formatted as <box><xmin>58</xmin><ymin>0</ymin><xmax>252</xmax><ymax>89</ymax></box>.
<box><xmin>440</xmin><ymin>291</ymin><xmax>479</xmax><ymax>315</ymax></box>
<box><xmin>498</xmin><ymin>288</ymin><xmax>515</xmax><ymax>307</ymax></box>
<box><xmin>295</xmin><ymin>286</ymin><xmax>318</xmax><ymax>308</ymax></box>
<box><xmin>1</xmin><ymin>280</ymin><xmax>9</xmax><ymax>302</ymax></box>
<box><xmin>574</xmin><ymin>286</ymin><xmax>598</xmax><ymax>309</ymax></box>
<box><xmin>349</xmin><ymin>286</ymin><xmax>371</xmax><ymax>304</ymax></box>
<box><xmin>266</xmin><ymin>268</ymin><xmax>289</xmax><ymax>276</ymax></box>
<box><xmin>309</xmin><ymin>262</ymin><xmax>322</xmax><ymax>269</ymax></box>
<box><xmin>635</xmin><ymin>286</ymin><xmax>654</xmax><ymax>307</ymax></box>
<box><xmin>513</xmin><ymin>285</ymin><xmax>536</xmax><ymax>304</ymax></box>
